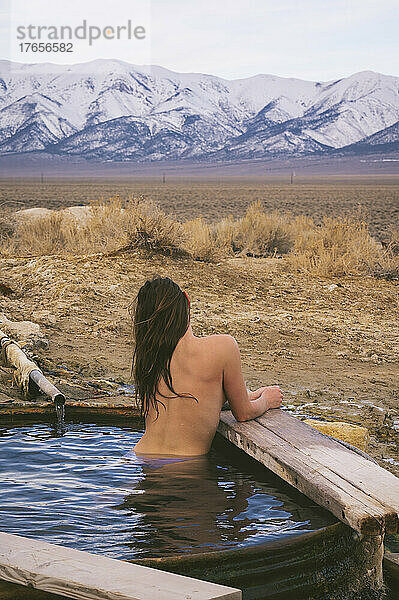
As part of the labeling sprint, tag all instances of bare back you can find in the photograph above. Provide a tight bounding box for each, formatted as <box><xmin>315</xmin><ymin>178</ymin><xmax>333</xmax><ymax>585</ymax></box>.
<box><xmin>134</xmin><ymin>329</ymin><xmax>228</xmax><ymax>456</ymax></box>
<box><xmin>133</xmin><ymin>325</ymin><xmax>283</xmax><ymax>456</ymax></box>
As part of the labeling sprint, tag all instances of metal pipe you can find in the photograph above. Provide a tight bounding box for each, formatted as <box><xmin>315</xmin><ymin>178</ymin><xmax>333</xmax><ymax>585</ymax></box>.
<box><xmin>1</xmin><ymin>334</ymin><xmax>65</xmax><ymax>406</ymax></box>
<box><xmin>29</xmin><ymin>370</ymin><xmax>66</xmax><ymax>406</ymax></box>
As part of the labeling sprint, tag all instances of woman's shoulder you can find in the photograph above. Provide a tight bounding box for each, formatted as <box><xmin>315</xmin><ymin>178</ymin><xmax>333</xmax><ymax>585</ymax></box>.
<box><xmin>199</xmin><ymin>334</ymin><xmax>238</xmax><ymax>356</ymax></box>
<box><xmin>186</xmin><ymin>334</ymin><xmax>239</xmax><ymax>376</ymax></box>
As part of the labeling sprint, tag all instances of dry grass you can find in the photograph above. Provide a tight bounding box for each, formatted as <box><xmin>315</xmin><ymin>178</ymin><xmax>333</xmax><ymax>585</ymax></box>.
<box><xmin>2</xmin><ymin>197</ymin><xmax>186</xmax><ymax>257</ymax></box>
<box><xmin>286</xmin><ymin>216</ymin><xmax>399</xmax><ymax>278</ymax></box>
<box><xmin>0</xmin><ymin>206</ymin><xmax>17</xmax><ymax>242</ymax></box>
<box><xmin>287</xmin><ymin>217</ymin><xmax>380</xmax><ymax>277</ymax></box>
<box><xmin>237</xmin><ymin>202</ymin><xmax>293</xmax><ymax>256</ymax></box>
<box><xmin>183</xmin><ymin>218</ymin><xmax>217</xmax><ymax>262</ymax></box>
<box><xmin>10</xmin><ymin>211</ymin><xmax>80</xmax><ymax>255</ymax></box>
<box><xmin>385</xmin><ymin>226</ymin><xmax>399</xmax><ymax>255</ymax></box>
<box><xmin>219</xmin><ymin>201</ymin><xmax>293</xmax><ymax>257</ymax></box>
<box><xmin>184</xmin><ymin>201</ymin><xmax>295</xmax><ymax>260</ymax></box>
<box><xmin>182</xmin><ymin>204</ymin><xmax>399</xmax><ymax>279</ymax></box>
<box><xmin>1</xmin><ymin>198</ymin><xmax>398</xmax><ymax>279</ymax></box>
<box><xmin>1</xmin><ymin>178</ymin><xmax>398</xmax><ymax>243</ymax></box>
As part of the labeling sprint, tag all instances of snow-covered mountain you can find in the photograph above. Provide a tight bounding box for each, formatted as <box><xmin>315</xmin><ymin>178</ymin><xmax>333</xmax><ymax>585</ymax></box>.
<box><xmin>0</xmin><ymin>59</ymin><xmax>398</xmax><ymax>161</ymax></box>
<box><xmin>337</xmin><ymin>119</ymin><xmax>399</xmax><ymax>155</ymax></box>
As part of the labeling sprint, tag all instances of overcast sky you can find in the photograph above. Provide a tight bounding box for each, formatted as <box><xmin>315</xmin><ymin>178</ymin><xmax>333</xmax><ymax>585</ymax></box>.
<box><xmin>1</xmin><ymin>0</ymin><xmax>398</xmax><ymax>80</ymax></box>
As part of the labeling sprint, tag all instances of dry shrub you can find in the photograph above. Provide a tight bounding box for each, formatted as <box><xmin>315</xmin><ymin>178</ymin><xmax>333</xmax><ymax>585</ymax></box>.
<box><xmin>182</xmin><ymin>203</ymin><xmax>294</xmax><ymax>262</ymax></box>
<box><xmin>2</xmin><ymin>197</ymin><xmax>398</xmax><ymax>280</ymax></box>
<box><xmin>185</xmin><ymin>202</ymin><xmax>295</xmax><ymax>261</ymax></box>
<box><xmin>385</xmin><ymin>226</ymin><xmax>399</xmax><ymax>256</ymax></box>
<box><xmin>231</xmin><ymin>201</ymin><xmax>293</xmax><ymax>257</ymax></box>
<box><xmin>75</xmin><ymin>197</ymin><xmax>128</xmax><ymax>253</ymax></box>
<box><xmin>75</xmin><ymin>197</ymin><xmax>186</xmax><ymax>256</ymax></box>
<box><xmin>286</xmin><ymin>214</ymin><xmax>316</xmax><ymax>242</ymax></box>
<box><xmin>183</xmin><ymin>218</ymin><xmax>217</xmax><ymax>262</ymax></box>
<box><xmin>286</xmin><ymin>217</ymin><xmax>397</xmax><ymax>277</ymax></box>
<box><xmin>0</xmin><ymin>209</ymin><xmax>16</xmax><ymax>244</ymax></box>
<box><xmin>2</xmin><ymin>197</ymin><xmax>187</xmax><ymax>257</ymax></box>
<box><xmin>6</xmin><ymin>211</ymin><xmax>79</xmax><ymax>255</ymax></box>
<box><xmin>372</xmin><ymin>227</ymin><xmax>399</xmax><ymax>280</ymax></box>
<box><xmin>214</xmin><ymin>216</ymin><xmax>236</xmax><ymax>255</ymax></box>
<box><xmin>126</xmin><ymin>200</ymin><xmax>187</xmax><ymax>256</ymax></box>
<box><xmin>372</xmin><ymin>254</ymin><xmax>399</xmax><ymax>281</ymax></box>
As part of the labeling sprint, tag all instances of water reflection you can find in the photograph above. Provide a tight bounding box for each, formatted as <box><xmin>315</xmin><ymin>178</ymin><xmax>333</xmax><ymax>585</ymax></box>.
<box><xmin>114</xmin><ymin>444</ymin><xmax>333</xmax><ymax>557</ymax></box>
<box><xmin>0</xmin><ymin>422</ymin><xmax>336</xmax><ymax>559</ymax></box>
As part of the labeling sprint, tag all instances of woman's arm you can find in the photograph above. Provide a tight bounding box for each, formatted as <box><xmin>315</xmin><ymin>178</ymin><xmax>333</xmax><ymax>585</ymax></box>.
<box><xmin>221</xmin><ymin>336</ymin><xmax>283</xmax><ymax>422</ymax></box>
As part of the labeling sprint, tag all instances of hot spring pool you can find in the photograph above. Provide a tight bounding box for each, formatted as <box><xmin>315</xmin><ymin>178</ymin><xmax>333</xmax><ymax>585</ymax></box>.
<box><xmin>0</xmin><ymin>421</ymin><xmax>336</xmax><ymax>560</ymax></box>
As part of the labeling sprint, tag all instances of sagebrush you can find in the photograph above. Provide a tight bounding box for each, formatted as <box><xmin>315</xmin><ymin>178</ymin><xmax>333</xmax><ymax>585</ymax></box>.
<box><xmin>2</xmin><ymin>198</ymin><xmax>398</xmax><ymax>279</ymax></box>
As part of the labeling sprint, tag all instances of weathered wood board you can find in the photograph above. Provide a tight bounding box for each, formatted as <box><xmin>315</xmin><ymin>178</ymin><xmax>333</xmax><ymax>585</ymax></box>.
<box><xmin>217</xmin><ymin>409</ymin><xmax>399</xmax><ymax>536</ymax></box>
<box><xmin>0</xmin><ymin>396</ymin><xmax>141</xmax><ymax>420</ymax></box>
<box><xmin>0</xmin><ymin>532</ymin><xmax>241</xmax><ymax>600</ymax></box>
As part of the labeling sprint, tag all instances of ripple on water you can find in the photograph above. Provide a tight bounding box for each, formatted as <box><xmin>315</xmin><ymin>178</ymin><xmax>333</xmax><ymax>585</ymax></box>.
<box><xmin>0</xmin><ymin>422</ymin><xmax>336</xmax><ymax>559</ymax></box>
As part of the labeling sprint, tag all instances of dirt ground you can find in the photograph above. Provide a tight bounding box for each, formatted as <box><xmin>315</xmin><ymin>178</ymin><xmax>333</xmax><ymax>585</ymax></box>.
<box><xmin>0</xmin><ymin>248</ymin><xmax>398</xmax><ymax>477</ymax></box>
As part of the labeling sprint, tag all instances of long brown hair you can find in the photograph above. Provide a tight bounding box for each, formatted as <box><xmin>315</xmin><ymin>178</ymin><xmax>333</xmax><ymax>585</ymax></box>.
<box><xmin>132</xmin><ymin>276</ymin><xmax>197</xmax><ymax>420</ymax></box>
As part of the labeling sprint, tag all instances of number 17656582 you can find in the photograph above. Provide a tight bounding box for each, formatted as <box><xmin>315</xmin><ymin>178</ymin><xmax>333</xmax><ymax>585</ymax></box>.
<box><xmin>19</xmin><ymin>42</ymin><xmax>73</xmax><ymax>53</ymax></box>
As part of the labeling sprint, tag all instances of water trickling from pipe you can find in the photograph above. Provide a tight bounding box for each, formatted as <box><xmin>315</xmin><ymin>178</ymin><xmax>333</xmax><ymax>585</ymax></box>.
<box><xmin>55</xmin><ymin>401</ymin><xmax>65</xmax><ymax>427</ymax></box>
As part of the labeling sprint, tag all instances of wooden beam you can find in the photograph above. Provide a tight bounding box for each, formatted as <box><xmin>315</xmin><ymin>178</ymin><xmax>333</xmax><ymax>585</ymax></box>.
<box><xmin>0</xmin><ymin>532</ymin><xmax>241</xmax><ymax>600</ymax></box>
<box><xmin>217</xmin><ymin>410</ymin><xmax>399</xmax><ymax>536</ymax></box>
<box><xmin>257</xmin><ymin>411</ymin><xmax>399</xmax><ymax>510</ymax></box>
<box><xmin>0</xmin><ymin>397</ymin><xmax>140</xmax><ymax>420</ymax></box>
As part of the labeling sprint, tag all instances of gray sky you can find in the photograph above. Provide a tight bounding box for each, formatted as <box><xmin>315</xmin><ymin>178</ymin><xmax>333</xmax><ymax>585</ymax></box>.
<box><xmin>1</xmin><ymin>0</ymin><xmax>398</xmax><ymax>80</ymax></box>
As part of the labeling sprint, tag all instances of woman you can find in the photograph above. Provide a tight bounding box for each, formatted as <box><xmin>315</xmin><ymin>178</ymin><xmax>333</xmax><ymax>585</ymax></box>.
<box><xmin>132</xmin><ymin>276</ymin><xmax>283</xmax><ymax>457</ymax></box>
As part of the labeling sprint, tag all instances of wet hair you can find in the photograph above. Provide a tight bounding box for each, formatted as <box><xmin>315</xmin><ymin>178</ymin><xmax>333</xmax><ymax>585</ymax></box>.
<box><xmin>131</xmin><ymin>276</ymin><xmax>197</xmax><ymax>420</ymax></box>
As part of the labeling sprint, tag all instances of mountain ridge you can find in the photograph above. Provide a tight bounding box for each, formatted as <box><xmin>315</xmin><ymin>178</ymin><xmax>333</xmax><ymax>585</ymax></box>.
<box><xmin>0</xmin><ymin>59</ymin><xmax>398</xmax><ymax>161</ymax></box>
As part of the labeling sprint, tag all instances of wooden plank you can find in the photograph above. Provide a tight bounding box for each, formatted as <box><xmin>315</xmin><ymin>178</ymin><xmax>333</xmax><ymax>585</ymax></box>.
<box><xmin>0</xmin><ymin>397</ymin><xmax>141</xmax><ymax>420</ymax></box>
<box><xmin>0</xmin><ymin>532</ymin><xmax>241</xmax><ymax>600</ymax></box>
<box><xmin>256</xmin><ymin>411</ymin><xmax>399</xmax><ymax>511</ymax></box>
<box><xmin>218</xmin><ymin>413</ymin><xmax>395</xmax><ymax>534</ymax></box>
<box><xmin>217</xmin><ymin>411</ymin><xmax>398</xmax><ymax>536</ymax></box>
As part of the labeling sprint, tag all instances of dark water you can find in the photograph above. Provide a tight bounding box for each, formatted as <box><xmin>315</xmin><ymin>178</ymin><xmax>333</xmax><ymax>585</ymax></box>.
<box><xmin>0</xmin><ymin>422</ymin><xmax>336</xmax><ymax>559</ymax></box>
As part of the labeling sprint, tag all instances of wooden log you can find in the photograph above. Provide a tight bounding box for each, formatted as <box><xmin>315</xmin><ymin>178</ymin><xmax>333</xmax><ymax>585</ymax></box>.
<box><xmin>217</xmin><ymin>410</ymin><xmax>399</xmax><ymax>536</ymax></box>
<box><xmin>0</xmin><ymin>532</ymin><xmax>241</xmax><ymax>600</ymax></box>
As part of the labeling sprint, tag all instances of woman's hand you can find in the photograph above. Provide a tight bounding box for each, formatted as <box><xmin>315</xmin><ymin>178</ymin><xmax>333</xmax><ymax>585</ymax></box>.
<box><xmin>250</xmin><ymin>385</ymin><xmax>283</xmax><ymax>410</ymax></box>
<box><xmin>263</xmin><ymin>385</ymin><xmax>283</xmax><ymax>410</ymax></box>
